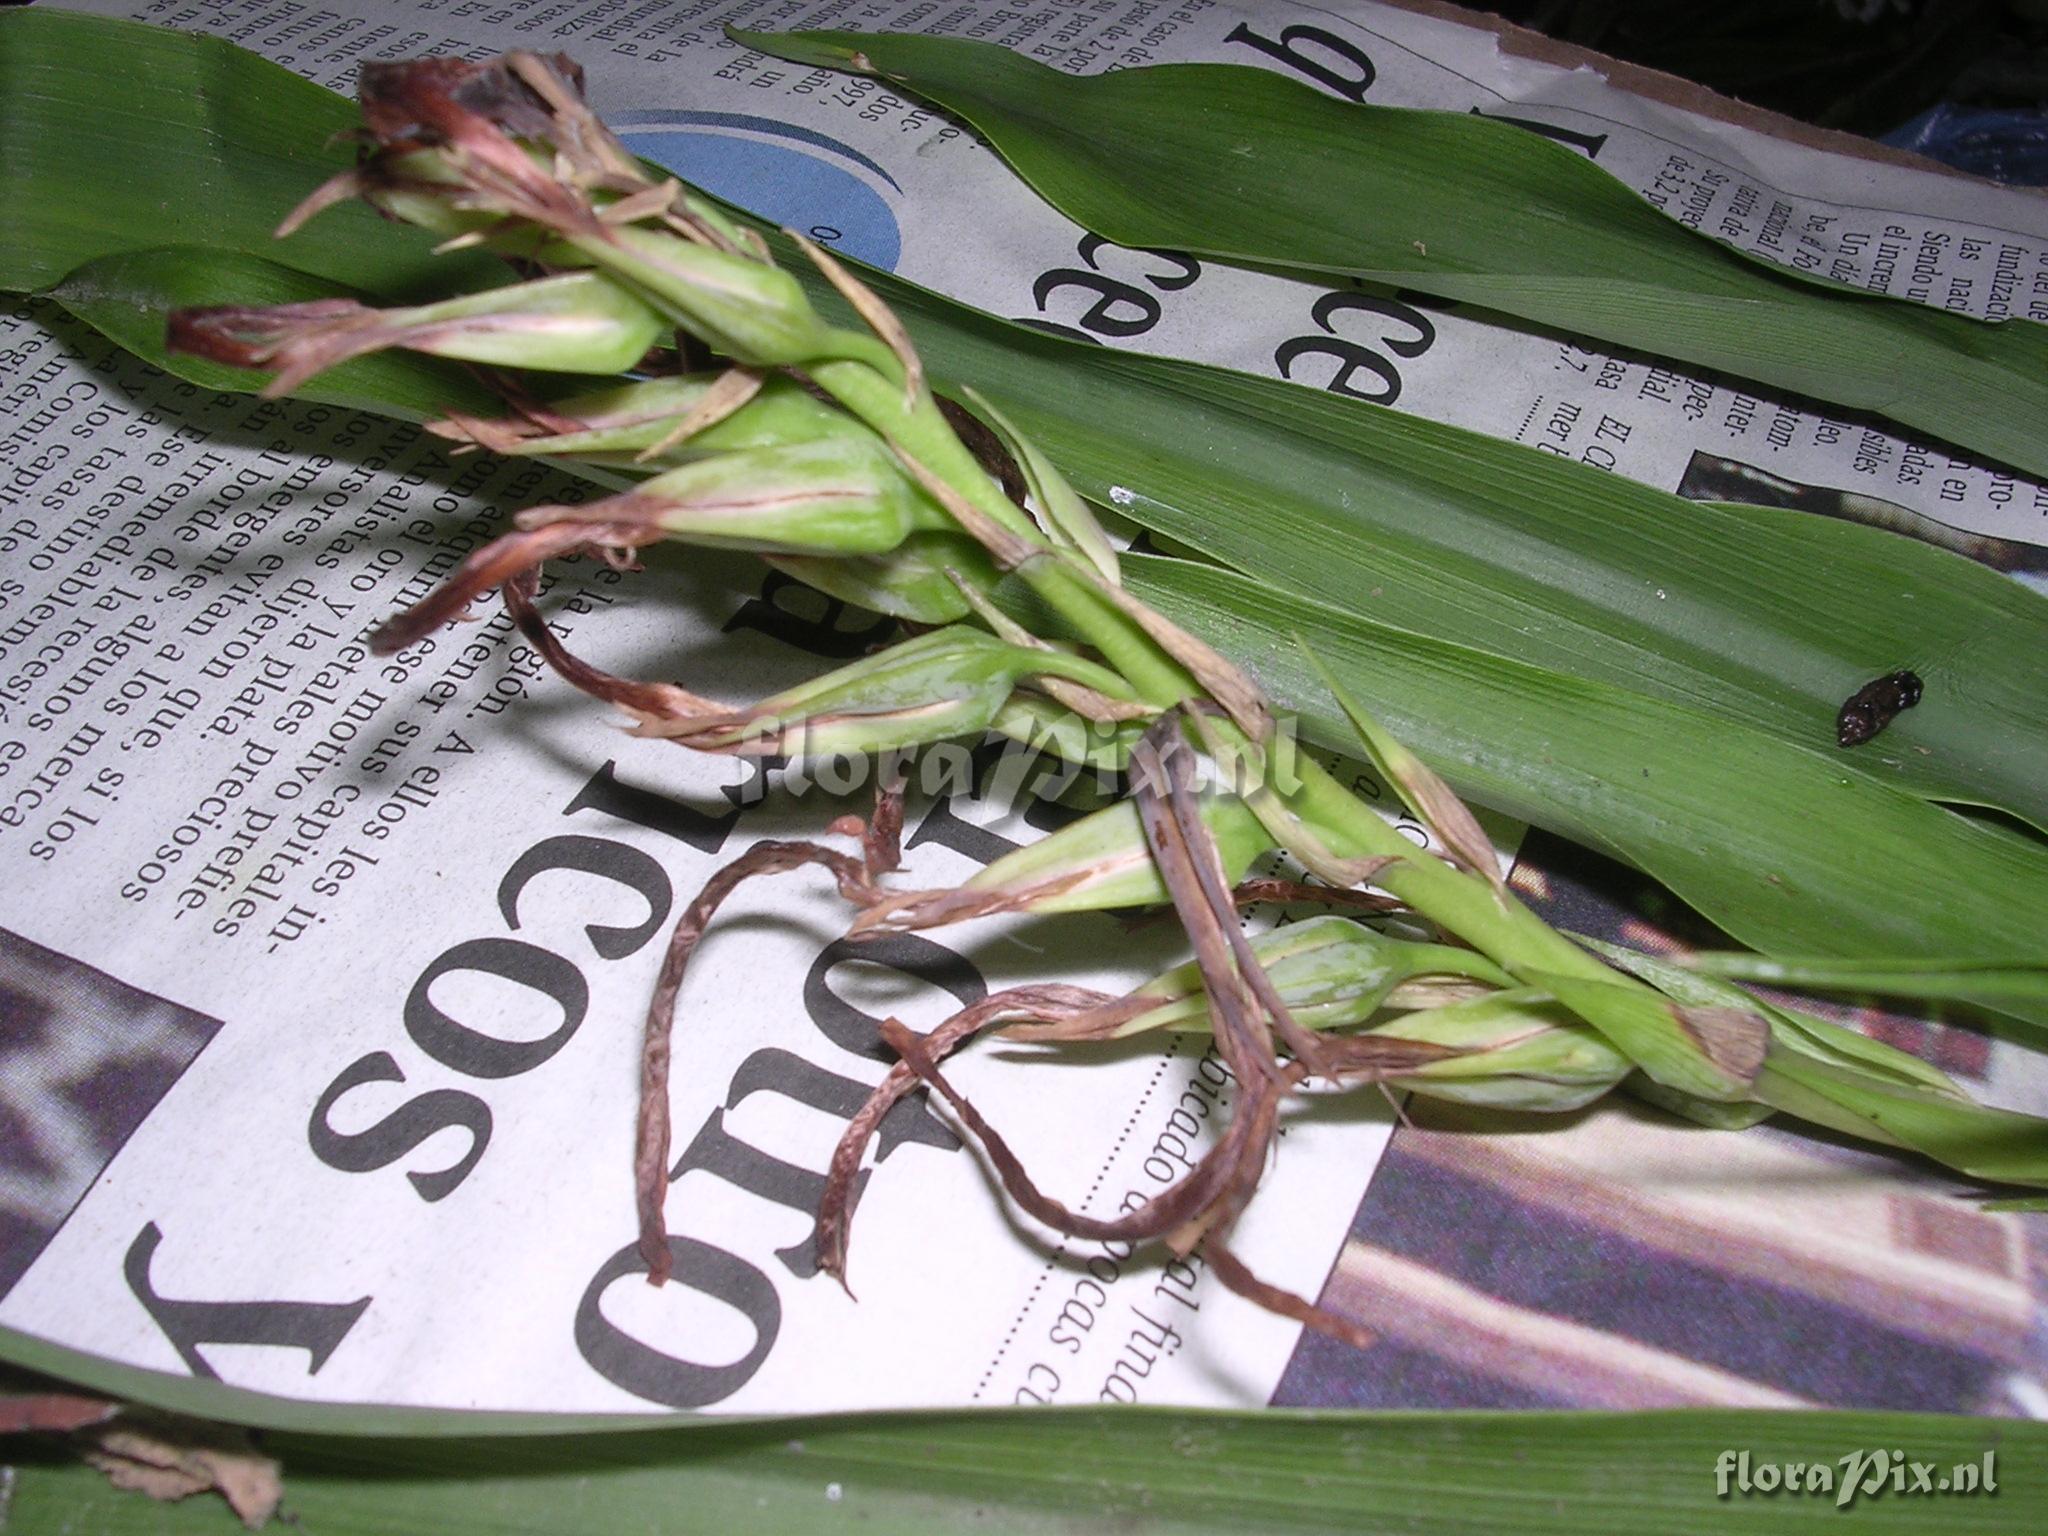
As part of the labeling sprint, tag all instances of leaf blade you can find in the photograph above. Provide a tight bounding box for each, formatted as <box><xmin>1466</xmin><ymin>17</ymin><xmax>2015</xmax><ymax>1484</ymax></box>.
<box><xmin>0</xmin><ymin>9</ymin><xmax>493</xmax><ymax>300</ymax></box>
<box><xmin>753</xmin><ymin>31</ymin><xmax>2048</xmax><ymax>483</ymax></box>
<box><xmin>5</xmin><ymin>1326</ymin><xmax>2045</xmax><ymax>1535</ymax></box>
<box><xmin>1127</xmin><ymin>555</ymin><xmax>2048</xmax><ymax>1013</ymax></box>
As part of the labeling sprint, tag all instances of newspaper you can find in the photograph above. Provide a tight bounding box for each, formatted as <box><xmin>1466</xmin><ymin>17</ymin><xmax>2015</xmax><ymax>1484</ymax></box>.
<box><xmin>1</xmin><ymin>0</ymin><xmax>2042</xmax><ymax>1418</ymax></box>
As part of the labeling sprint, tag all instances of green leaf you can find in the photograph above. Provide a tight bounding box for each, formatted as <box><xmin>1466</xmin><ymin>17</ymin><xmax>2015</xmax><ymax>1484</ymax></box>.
<box><xmin>0</xmin><ymin>9</ymin><xmax>493</xmax><ymax>300</ymax></box>
<box><xmin>1759</xmin><ymin>1049</ymin><xmax>2048</xmax><ymax>1186</ymax></box>
<box><xmin>1127</xmin><ymin>556</ymin><xmax>2048</xmax><ymax>1029</ymax></box>
<box><xmin>750</xmin><ymin>30</ymin><xmax>2048</xmax><ymax>485</ymax></box>
<box><xmin>4</xmin><ymin>1327</ymin><xmax>2043</xmax><ymax>1535</ymax></box>
<box><xmin>47</xmin><ymin>247</ymin><xmax>500</xmax><ymax>419</ymax></box>
<box><xmin>1682</xmin><ymin>951</ymin><xmax>2048</xmax><ymax>1009</ymax></box>
<box><xmin>881</xmin><ymin>289</ymin><xmax>2048</xmax><ymax>841</ymax></box>
<box><xmin>7</xmin><ymin>11</ymin><xmax>2046</xmax><ymax>986</ymax></box>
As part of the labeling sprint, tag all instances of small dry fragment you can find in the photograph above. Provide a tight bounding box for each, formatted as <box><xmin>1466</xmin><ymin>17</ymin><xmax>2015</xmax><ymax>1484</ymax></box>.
<box><xmin>1674</xmin><ymin>1003</ymin><xmax>1771</xmax><ymax>1088</ymax></box>
<box><xmin>78</xmin><ymin>1413</ymin><xmax>281</xmax><ymax>1530</ymax></box>
<box><xmin>0</xmin><ymin>1390</ymin><xmax>116</xmax><ymax>1434</ymax></box>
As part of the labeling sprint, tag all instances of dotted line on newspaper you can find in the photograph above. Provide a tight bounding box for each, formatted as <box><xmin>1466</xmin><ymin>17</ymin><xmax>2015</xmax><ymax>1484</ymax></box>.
<box><xmin>972</xmin><ymin>1037</ymin><xmax>1185</xmax><ymax>1400</ymax></box>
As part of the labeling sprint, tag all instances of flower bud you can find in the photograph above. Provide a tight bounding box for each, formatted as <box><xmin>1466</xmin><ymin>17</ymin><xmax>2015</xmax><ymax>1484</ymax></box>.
<box><xmin>1378</xmin><ymin>991</ymin><xmax>1633</xmax><ymax>1112</ymax></box>
<box><xmin>519</xmin><ymin>436</ymin><xmax>948</xmax><ymax>557</ymax></box>
<box><xmin>1099</xmin><ymin>915</ymin><xmax>1512</xmax><ymax>1038</ymax></box>
<box><xmin>767</xmin><ymin>532</ymin><xmax>1003</xmax><ymax>625</ymax></box>
<box><xmin>991</xmin><ymin>693</ymin><xmax>1146</xmax><ymax>771</ymax></box>
<box><xmin>640</xmin><ymin>626</ymin><xmax>1128</xmax><ymax>759</ymax></box>
<box><xmin>168</xmin><ymin>272</ymin><xmax>664</xmax><ymax>396</ymax></box>
<box><xmin>432</xmin><ymin>374</ymin><xmax>857</xmax><ymax>466</ymax></box>
<box><xmin>856</xmin><ymin>791</ymin><xmax>1275</xmax><ymax>936</ymax></box>
<box><xmin>569</xmin><ymin>224</ymin><xmax>893</xmax><ymax>376</ymax></box>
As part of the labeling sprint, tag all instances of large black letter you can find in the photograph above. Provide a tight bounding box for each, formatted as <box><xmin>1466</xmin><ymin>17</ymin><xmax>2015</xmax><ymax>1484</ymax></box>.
<box><xmin>307</xmin><ymin>1051</ymin><xmax>491</xmax><ymax>1202</ymax></box>
<box><xmin>497</xmin><ymin>833</ymin><xmax>672</xmax><ymax>960</ymax></box>
<box><xmin>575</xmin><ymin>1235</ymin><xmax>779</xmax><ymax>1408</ymax></box>
<box><xmin>564</xmin><ymin>761</ymin><xmax>739</xmax><ymax>857</ymax></box>
<box><xmin>723</xmin><ymin>569</ymin><xmax>892</xmax><ymax>658</ymax></box>
<box><xmin>1471</xmin><ymin>107</ymin><xmax>1607</xmax><ymax>160</ymax></box>
<box><xmin>803</xmin><ymin>933</ymin><xmax>985</xmax><ymax>1063</ymax></box>
<box><xmin>404</xmin><ymin>937</ymin><xmax>587</xmax><ymax>1078</ymax></box>
<box><xmin>669</xmin><ymin>1047</ymin><xmax>959</xmax><ymax>1278</ymax></box>
<box><xmin>1032</xmin><ymin>268</ymin><xmax>1163</xmax><ymax>338</ymax></box>
<box><xmin>124</xmin><ymin>1223</ymin><xmax>370</xmax><ymax>1381</ymax></box>
<box><xmin>1225</xmin><ymin>22</ymin><xmax>1375</xmax><ymax>101</ymax></box>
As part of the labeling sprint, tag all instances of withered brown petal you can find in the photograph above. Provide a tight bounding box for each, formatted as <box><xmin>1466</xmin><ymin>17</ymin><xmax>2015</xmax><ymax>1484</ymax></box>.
<box><xmin>816</xmin><ymin>984</ymin><xmax>1110</xmax><ymax>1287</ymax></box>
<box><xmin>637</xmin><ymin>839</ymin><xmax>886</xmax><ymax>1284</ymax></box>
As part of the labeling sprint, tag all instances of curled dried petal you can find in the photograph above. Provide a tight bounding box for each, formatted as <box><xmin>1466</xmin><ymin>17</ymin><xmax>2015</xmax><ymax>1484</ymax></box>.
<box><xmin>368</xmin><ymin>521</ymin><xmax>659</xmax><ymax>655</ymax></box>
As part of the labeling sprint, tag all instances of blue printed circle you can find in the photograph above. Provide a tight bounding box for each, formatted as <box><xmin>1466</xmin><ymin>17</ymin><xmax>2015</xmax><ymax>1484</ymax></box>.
<box><xmin>615</xmin><ymin>112</ymin><xmax>903</xmax><ymax>271</ymax></box>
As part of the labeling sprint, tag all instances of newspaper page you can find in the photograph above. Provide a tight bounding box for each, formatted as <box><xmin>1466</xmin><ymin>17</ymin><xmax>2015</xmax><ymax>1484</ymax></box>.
<box><xmin>3</xmin><ymin>0</ymin><xmax>2043</xmax><ymax>1418</ymax></box>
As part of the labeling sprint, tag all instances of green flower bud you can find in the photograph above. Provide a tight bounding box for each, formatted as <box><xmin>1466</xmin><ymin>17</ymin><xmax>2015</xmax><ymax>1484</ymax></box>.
<box><xmin>991</xmin><ymin>693</ymin><xmax>1146</xmax><ymax>772</ymax></box>
<box><xmin>648</xmin><ymin>625</ymin><xmax>1121</xmax><ymax>758</ymax></box>
<box><xmin>568</xmin><ymin>224</ymin><xmax>894</xmax><ymax>376</ymax></box>
<box><xmin>1112</xmin><ymin>915</ymin><xmax>1512</xmax><ymax>1038</ymax></box>
<box><xmin>521</xmin><ymin>436</ymin><xmax>949</xmax><ymax>557</ymax></box>
<box><xmin>1377</xmin><ymin>990</ymin><xmax>1632</xmax><ymax>1112</ymax></box>
<box><xmin>767</xmin><ymin>532</ymin><xmax>1003</xmax><ymax>625</ymax></box>
<box><xmin>168</xmin><ymin>272</ymin><xmax>664</xmax><ymax>396</ymax></box>
<box><xmin>956</xmin><ymin>791</ymin><xmax>1273</xmax><ymax>918</ymax></box>
<box><xmin>434</xmin><ymin>374</ymin><xmax>859</xmax><ymax>466</ymax></box>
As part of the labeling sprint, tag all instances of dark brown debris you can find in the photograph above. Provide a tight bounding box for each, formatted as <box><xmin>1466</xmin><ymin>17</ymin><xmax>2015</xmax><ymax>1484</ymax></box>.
<box><xmin>1836</xmin><ymin>668</ymin><xmax>1923</xmax><ymax>747</ymax></box>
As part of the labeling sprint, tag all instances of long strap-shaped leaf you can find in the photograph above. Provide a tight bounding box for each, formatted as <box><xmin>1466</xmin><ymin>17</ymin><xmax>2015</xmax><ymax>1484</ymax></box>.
<box><xmin>887</xmin><ymin>291</ymin><xmax>2048</xmax><ymax>837</ymax></box>
<box><xmin>6</xmin><ymin>11</ymin><xmax>2046</xmax><ymax>986</ymax></box>
<box><xmin>0</xmin><ymin>9</ymin><xmax>495</xmax><ymax>300</ymax></box>
<box><xmin>750</xmin><ymin>30</ymin><xmax>2048</xmax><ymax>485</ymax></box>
<box><xmin>4</xmin><ymin>1326</ymin><xmax>2043</xmax><ymax>1533</ymax></box>
<box><xmin>1130</xmin><ymin>556</ymin><xmax>2048</xmax><ymax>1032</ymax></box>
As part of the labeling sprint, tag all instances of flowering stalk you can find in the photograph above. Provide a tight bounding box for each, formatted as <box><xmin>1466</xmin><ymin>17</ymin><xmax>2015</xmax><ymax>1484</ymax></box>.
<box><xmin>169</xmin><ymin>49</ymin><xmax>2048</xmax><ymax>1341</ymax></box>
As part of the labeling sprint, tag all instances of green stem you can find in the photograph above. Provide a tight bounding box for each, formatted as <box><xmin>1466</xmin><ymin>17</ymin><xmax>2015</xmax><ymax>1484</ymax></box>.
<box><xmin>1284</xmin><ymin>753</ymin><xmax>1755</xmax><ymax>1098</ymax></box>
<box><xmin>808</xmin><ymin>358</ymin><xmax>1199</xmax><ymax>706</ymax></box>
<box><xmin>1288</xmin><ymin>756</ymin><xmax>1605</xmax><ymax>983</ymax></box>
